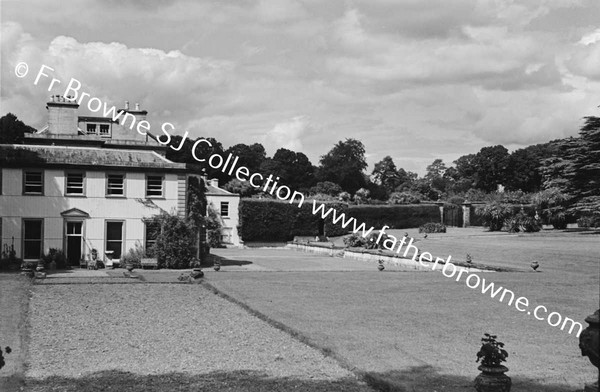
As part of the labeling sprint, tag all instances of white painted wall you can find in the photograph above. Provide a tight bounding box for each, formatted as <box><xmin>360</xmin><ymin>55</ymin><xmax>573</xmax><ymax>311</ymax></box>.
<box><xmin>207</xmin><ymin>194</ymin><xmax>241</xmax><ymax>247</ymax></box>
<box><xmin>0</xmin><ymin>168</ymin><xmax>180</xmax><ymax>260</ymax></box>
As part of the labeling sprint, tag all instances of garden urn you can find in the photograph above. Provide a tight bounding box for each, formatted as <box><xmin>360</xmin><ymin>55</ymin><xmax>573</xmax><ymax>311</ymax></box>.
<box><xmin>191</xmin><ymin>268</ymin><xmax>204</xmax><ymax>279</ymax></box>
<box><xmin>377</xmin><ymin>263</ymin><xmax>385</xmax><ymax>271</ymax></box>
<box><xmin>579</xmin><ymin>309</ymin><xmax>599</xmax><ymax>392</ymax></box>
<box><xmin>126</xmin><ymin>263</ymin><xmax>135</xmax><ymax>272</ymax></box>
<box><xmin>474</xmin><ymin>365</ymin><xmax>511</xmax><ymax>392</ymax></box>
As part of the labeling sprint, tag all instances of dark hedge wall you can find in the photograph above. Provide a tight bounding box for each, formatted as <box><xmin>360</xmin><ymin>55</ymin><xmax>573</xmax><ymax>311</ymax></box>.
<box><xmin>347</xmin><ymin>204</ymin><xmax>441</xmax><ymax>229</ymax></box>
<box><xmin>239</xmin><ymin>199</ymin><xmax>349</xmax><ymax>241</ymax></box>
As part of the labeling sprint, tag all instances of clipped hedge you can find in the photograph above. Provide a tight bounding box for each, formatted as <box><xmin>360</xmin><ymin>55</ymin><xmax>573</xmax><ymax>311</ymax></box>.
<box><xmin>239</xmin><ymin>199</ymin><xmax>349</xmax><ymax>242</ymax></box>
<box><xmin>347</xmin><ymin>204</ymin><xmax>441</xmax><ymax>229</ymax></box>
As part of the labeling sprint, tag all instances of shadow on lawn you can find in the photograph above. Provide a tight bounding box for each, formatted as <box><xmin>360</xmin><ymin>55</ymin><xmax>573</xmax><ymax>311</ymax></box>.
<box><xmin>205</xmin><ymin>253</ymin><xmax>253</xmax><ymax>267</ymax></box>
<box><xmin>363</xmin><ymin>365</ymin><xmax>584</xmax><ymax>392</ymax></box>
<box><xmin>23</xmin><ymin>370</ymin><xmax>373</xmax><ymax>392</ymax></box>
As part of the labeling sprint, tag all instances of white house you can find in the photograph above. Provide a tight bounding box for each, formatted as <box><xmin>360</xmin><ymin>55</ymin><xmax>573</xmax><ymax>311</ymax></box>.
<box><xmin>0</xmin><ymin>96</ymin><xmax>241</xmax><ymax>267</ymax></box>
<box><xmin>205</xmin><ymin>178</ymin><xmax>241</xmax><ymax>246</ymax></box>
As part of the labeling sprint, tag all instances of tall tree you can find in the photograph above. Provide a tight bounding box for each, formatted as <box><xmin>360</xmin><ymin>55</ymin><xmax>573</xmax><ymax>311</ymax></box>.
<box><xmin>225</xmin><ymin>143</ymin><xmax>266</xmax><ymax>176</ymax></box>
<box><xmin>371</xmin><ymin>156</ymin><xmax>402</xmax><ymax>193</ymax></box>
<box><xmin>472</xmin><ymin>145</ymin><xmax>510</xmax><ymax>192</ymax></box>
<box><xmin>504</xmin><ymin>143</ymin><xmax>557</xmax><ymax>192</ymax></box>
<box><xmin>568</xmin><ymin>116</ymin><xmax>600</xmax><ymax>215</ymax></box>
<box><xmin>425</xmin><ymin>158</ymin><xmax>448</xmax><ymax>193</ymax></box>
<box><xmin>318</xmin><ymin>138</ymin><xmax>367</xmax><ymax>194</ymax></box>
<box><xmin>0</xmin><ymin>113</ymin><xmax>36</xmax><ymax>144</ymax></box>
<box><xmin>263</xmin><ymin>148</ymin><xmax>316</xmax><ymax>191</ymax></box>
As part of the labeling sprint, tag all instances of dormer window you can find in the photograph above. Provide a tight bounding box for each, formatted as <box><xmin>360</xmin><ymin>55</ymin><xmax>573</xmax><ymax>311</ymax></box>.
<box><xmin>87</xmin><ymin>124</ymin><xmax>97</xmax><ymax>135</ymax></box>
<box><xmin>99</xmin><ymin>124</ymin><xmax>110</xmax><ymax>137</ymax></box>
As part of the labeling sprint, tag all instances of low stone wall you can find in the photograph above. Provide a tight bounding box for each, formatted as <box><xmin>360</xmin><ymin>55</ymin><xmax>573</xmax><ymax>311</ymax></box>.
<box><xmin>286</xmin><ymin>242</ymin><xmax>488</xmax><ymax>273</ymax></box>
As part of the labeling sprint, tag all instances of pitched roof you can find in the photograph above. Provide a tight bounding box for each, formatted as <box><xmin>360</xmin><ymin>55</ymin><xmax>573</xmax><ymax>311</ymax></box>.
<box><xmin>205</xmin><ymin>184</ymin><xmax>237</xmax><ymax>196</ymax></box>
<box><xmin>0</xmin><ymin>144</ymin><xmax>187</xmax><ymax>172</ymax></box>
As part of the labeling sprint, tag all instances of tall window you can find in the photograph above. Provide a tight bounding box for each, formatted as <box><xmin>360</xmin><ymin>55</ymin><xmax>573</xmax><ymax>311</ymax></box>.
<box><xmin>106</xmin><ymin>174</ymin><xmax>125</xmax><ymax>196</ymax></box>
<box><xmin>23</xmin><ymin>171</ymin><xmax>43</xmax><ymax>195</ymax></box>
<box><xmin>220</xmin><ymin>201</ymin><xmax>229</xmax><ymax>217</ymax></box>
<box><xmin>23</xmin><ymin>219</ymin><xmax>43</xmax><ymax>260</ymax></box>
<box><xmin>144</xmin><ymin>220</ymin><xmax>160</xmax><ymax>257</ymax></box>
<box><xmin>105</xmin><ymin>221</ymin><xmax>123</xmax><ymax>259</ymax></box>
<box><xmin>65</xmin><ymin>172</ymin><xmax>85</xmax><ymax>195</ymax></box>
<box><xmin>146</xmin><ymin>175</ymin><xmax>164</xmax><ymax>197</ymax></box>
<box><xmin>86</xmin><ymin>124</ymin><xmax>97</xmax><ymax>135</ymax></box>
<box><xmin>99</xmin><ymin>124</ymin><xmax>110</xmax><ymax>137</ymax></box>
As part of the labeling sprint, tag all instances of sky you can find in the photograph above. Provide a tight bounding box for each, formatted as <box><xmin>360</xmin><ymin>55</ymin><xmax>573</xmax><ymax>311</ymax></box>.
<box><xmin>1</xmin><ymin>0</ymin><xmax>599</xmax><ymax>175</ymax></box>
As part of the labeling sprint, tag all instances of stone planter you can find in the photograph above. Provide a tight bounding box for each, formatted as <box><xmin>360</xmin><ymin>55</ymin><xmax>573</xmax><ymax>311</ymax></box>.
<box><xmin>125</xmin><ymin>264</ymin><xmax>134</xmax><ymax>272</ymax></box>
<box><xmin>474</xmin><ymin>365</ymin><xmax>511</xmax><ymax>392</ymax></box>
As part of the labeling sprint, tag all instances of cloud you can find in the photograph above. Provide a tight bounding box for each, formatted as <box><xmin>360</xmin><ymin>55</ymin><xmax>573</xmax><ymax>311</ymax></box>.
<box><xmin>566</xmin><ymin>29</ymin><xmax>600</xmax><ymax>80</ymax></box>
<box><xmin>263</xmin><ymin>116</ymin><xmax>308</xmax><ymax>155</ymax></box>
<box><xmin>254</xmin><ymin>0</ymin><xmax>307</xmax><ymax>23</ymax></box>
<box><xmin>1</xmin><ymin>29</ymin><xmax>235</xmax><ymax>132</ymax></box>
<box><xmin>326</xmin><ymin>9</ymin><xmax>561</xmax><ymax>90</ymax></box>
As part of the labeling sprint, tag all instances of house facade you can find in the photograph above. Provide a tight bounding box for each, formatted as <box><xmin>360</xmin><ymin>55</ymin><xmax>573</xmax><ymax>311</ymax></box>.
<box><xmin>205</xmin><ymin>178</ymin><xmax>241</xmax><ymax>246</ymax></box>
<box><xmin>0</xmin><ymin>96</ymin><xmax>241</xmax><ymax>266</ymax></box>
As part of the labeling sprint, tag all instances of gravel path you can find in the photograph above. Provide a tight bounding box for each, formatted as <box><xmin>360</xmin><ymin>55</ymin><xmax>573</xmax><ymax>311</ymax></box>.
<box><xmin>26</xmin><ymin>284</ymin><xmax>357</xmax><ymax>382</ymax></box>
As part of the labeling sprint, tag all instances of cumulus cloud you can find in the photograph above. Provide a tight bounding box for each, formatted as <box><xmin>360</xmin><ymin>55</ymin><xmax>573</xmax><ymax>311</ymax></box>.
<box><xmin>566</xmin><ymin>29</ymin><xmax>600</xmax><ymax>80</ymax></box>
<box><xmin>1</xmin><ymin>27</ymin><xmax>234</xmax><ymax>131</ymax></box>
<box><xmin>263</xmin><ymin>116</ymin><xmax>308</xmax><ymax>154</ymax></box>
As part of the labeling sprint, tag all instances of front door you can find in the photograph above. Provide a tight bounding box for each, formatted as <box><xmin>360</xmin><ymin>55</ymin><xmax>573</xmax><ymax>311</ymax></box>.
<box><xmin>66</xmin><ymin>221</ymin><xmax>83</xmax><ymax>266</ymax></box>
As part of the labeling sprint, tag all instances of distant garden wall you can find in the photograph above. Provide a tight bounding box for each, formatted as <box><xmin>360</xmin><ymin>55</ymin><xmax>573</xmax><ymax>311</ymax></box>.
<box><xmin>239</xmin><ymin>199</ymin><xmax>349</xmax><ymax>242</ymax></box>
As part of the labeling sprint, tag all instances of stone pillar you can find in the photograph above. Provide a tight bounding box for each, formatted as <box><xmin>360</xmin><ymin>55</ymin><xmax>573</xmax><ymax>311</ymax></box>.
<box><xmin>462</xmin><ymin>202</ymin><xmax>471</xmax><ymax>228</ymax></box>
<box><xmin>435</xmin><ymin>202</ymin><xmax>444</xmax><ymax>224</ymax></box>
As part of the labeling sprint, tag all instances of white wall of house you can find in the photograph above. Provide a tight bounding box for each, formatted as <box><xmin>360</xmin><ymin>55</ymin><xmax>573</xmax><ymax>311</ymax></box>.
<box><xmin>207</xmin><ymin>194</ymin><xmax>241</xmax><ymax>247</ymax></box>
<box><xmin>0</xmin><ymin>168</ymin><xmax>181</xmax><ymax>261</ymax></box>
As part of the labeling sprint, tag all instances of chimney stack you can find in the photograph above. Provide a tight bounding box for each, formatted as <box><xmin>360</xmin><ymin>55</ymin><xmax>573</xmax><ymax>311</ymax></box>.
<box><xmin>135</xmin><ymin>103</ymin><xmax>140</xmax><ymax>111</ymax></box>
<box><xmin>125</xmin><ymin>101</ymin><xmax>129</xmax><ymax>110</ymax></box>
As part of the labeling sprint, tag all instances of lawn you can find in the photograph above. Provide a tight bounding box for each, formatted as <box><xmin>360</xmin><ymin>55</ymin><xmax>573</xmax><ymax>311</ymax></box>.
<box><xmin>1</xmin><ymin>228</ymin><xmax>598</xmax><ymax>392</ymax></box>
<box><xmin>207</xmin><ymin>228</ymin><xmax>599</xmax><ymax>392</ymax></box>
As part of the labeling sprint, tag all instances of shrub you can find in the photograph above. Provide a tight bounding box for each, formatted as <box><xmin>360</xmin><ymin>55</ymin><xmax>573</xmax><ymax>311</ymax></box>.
<box><xmin>475</xmin><ymin>203</ymin><xmax>513</xmax><ymax>231</ymax></box>
<box><xmin>343</xmin><ymin>233</ymin><xmax>368</xmax><ymax>248</ymax></box>
<box><xmin>531</xmin><ymin>188</ymin><xmax>571</xmax><ymax>230</ymax></box>
<box><xmin>309</xmin><ymin>181</ymin><xmax>343</xmax><ymax>196</ymax></box>
<box><xmin>150</xmin><ymin>212</ymin><xmax>198</xmax><ymax>269</ymax></box>
<box><xmin>121</xmin><ymin>243</ymin><xmax>145</xmax><ymax>268</ymax></box>
<box><xmin>338</xmin><ymin>191</ymin><xmax>351</xmax><ymax>202</ymax></box>
<box><xmin>505</xmin><ymin>209</ymin><xmax>542</xmax><ymax>233</ymax></box>
<box><xmin>343</xmin><ymin>232</ymin><xmax>387</xmax><ymax>249</ymax></box>
<box><xmin>447</xmin><ymin>196</ymin><xmax>465</xmax><ymax>205</ymax></box>
<box><xmin>348</xmin><ymin>204</ymin><xmax>440</xmax><ymax>229</ymax></box>
<box><xmin>577</xmin><ymin>215</ymin><xmax>600</xmax><ymax>228</ymax></box>
<box><xmin>239</xmin><ymin>199</ymin><xmax>348</xmax><ymax>242</ymax></box>
<box><xmin>388</xmin><ymin>191</ymin><xmax>423</xmax><ymax>204</ymax></box>
<box><xmin>0</xmin><ymin>243</ymin><xmax>22</xmax><ymax>271</ymax></box>
<box><xmin>353</xmin><ymin>188</ymin><xmax>371</xmax><ymax>204</ymax></box>
<box><xmin>206</xmin><ymin>203</ymin><xmax>224</xmax><ymax>248</ymax></box>
<box><xmin>41</xmin><ymin>248</ymin><xmax>67</xmax><ymax>269</ymax></box>
<box><xmin>419</xmin><ymin>222</ymin><xmax>447</xmax><ymax>233</ymax></box>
